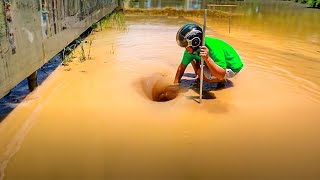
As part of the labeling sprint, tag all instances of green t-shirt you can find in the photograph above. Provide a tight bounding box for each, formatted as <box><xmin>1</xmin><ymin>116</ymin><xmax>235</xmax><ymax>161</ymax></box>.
<box><xmin>181</xmin><ymin>37</ymin><xmax>243</xmax><ymax>72</ymax></box>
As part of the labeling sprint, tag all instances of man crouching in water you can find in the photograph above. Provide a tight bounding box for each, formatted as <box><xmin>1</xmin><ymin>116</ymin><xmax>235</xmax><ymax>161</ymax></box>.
<box><xmin>174</xmin><ymin>24</ymin><xmax>244</xmax><ymax>86</ymax></box>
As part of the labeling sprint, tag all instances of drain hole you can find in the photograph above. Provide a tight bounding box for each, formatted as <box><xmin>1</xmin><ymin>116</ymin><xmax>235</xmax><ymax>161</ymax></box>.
<box><xmin>152</xmin><ymin>84</ymin><xmax>179</xmax><ymax>102</ymax></box>
<box><xmin>142</xmin><ymin>74</ymin><xmax>180</xmax><ymax>102</ymax></box>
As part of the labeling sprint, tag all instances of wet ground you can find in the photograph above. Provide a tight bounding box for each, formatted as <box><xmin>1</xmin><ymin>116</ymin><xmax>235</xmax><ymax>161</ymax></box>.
<box><xmin>1</xmin><ymin>3</ymin><xmax>320</xmax><ymax>180</ymax></box>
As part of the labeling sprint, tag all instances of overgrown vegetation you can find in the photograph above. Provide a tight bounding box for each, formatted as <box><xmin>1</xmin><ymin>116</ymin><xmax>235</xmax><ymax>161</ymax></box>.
<box><xmin>62</xmin><ymin>10</ymin><xmax>126</xmax><ymax>67</ymax></box>
<box><xmin>290</xmin><ymin>0</ymin><xmax>320</xmax><ymax>8</ymax></box>
<box><xmin>62</xmin><ymin>44</ymin><xmax>77</xmax><ymax>66</ymax></box>
<box><xmin>92</xmin><ymin>10</ymin><xmax>127</xmax><ymax>31</ymax></box>
<box><xmin>308</xmin><ymin>0</ymin><xmax>320</xmax><ymax>8</ymax></box>
<box><xmin>62</xmin><ymin>37</ymin><xmax>94</xmax><ymax>66</ymax></box>
<box><xmin>124</xmin><ymin>8</ymin><xmax>239</xmax><ymax>17</ymax></box>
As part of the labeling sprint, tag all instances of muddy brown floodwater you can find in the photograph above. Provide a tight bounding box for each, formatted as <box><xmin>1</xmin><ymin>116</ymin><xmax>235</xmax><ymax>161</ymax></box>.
<box><xmin>0</xmin><ymin>14</ymin><xmax>320</xmax><ymax>179</ymax></box>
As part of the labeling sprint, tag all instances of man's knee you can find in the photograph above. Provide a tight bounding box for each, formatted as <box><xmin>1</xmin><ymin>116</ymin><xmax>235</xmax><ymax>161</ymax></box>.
<box><xmin>196</xmin><ymin>69</ymin><xmax>211</xmax><ymax>82</ymax></box>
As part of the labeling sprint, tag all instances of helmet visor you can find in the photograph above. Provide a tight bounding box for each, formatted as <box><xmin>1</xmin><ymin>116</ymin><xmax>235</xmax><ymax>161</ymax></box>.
<box><xmin>176</xmin><ymin>33</ymin><xmax>188</xmax><ymax>47</ymax></box>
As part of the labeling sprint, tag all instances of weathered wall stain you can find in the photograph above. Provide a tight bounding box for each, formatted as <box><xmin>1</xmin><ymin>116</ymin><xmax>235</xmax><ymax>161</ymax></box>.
<box><xmin>4</xmin><ymin>0</ymin><xmax>16</xmax><ymax>54</ymax></box>
<box><xmin>21</xmin><ymin>27</ymin><xmax>34</xmax><ymax>43</ymax></box>
<box><xmin>0</xmin><ymin>1</ymin><xmax>5</xmax><ymax>58</ymax></box>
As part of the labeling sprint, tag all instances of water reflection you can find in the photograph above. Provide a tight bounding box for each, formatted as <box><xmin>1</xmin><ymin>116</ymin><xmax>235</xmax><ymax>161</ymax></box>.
<box><xmin>126</xmin><ymin>0</ymin><xmax>320</xmax><ymax>45</ymax></box>
<box><xmin>124</xmin><ymin>0</ymin><xmax>320</xmax><ymax>96</ymax></box>
<box><xmin>127</xmin><ymin>0</ymin><xmax>203</xmax><ymax>10</ymax></box>
<box><xmin>232</xmin><ymin>1</ymin><xmax>320</xmax><ymax>44</ymax></box>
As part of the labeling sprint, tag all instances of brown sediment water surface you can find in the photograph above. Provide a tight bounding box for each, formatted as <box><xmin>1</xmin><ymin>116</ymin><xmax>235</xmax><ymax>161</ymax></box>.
<box><xmin>0</xmin><ymin>14</ymin><xmax>320</xmax><ymax>179</ymax></box>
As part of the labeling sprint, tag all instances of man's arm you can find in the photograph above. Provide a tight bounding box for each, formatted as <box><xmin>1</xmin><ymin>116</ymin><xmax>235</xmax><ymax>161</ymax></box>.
<box><xmin>174</xmin><ymin>63</ymin><xmax>187</xmax><ymax>84</ymax></box>
<box><xmin>200</xmin><ymin>46</ymin><xmax>226</xmax><ymax>80</ymax></box>
<box><xmin>191</xmin><ymin>60</ymin><xmax>200</xmax><ymax>76</ymax></box>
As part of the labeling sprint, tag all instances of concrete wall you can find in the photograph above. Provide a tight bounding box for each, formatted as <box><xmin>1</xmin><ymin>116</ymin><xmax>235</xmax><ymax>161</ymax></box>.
<box><xmin>0</xmin><ymin>0</ymin><xmax>121</xmax><ymax>98</ymax></box>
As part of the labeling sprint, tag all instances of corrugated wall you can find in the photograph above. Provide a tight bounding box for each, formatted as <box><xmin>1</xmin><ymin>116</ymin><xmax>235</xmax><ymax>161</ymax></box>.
<box><xmin>0</xmin><ymin>0</ymin><xmax>121</xmax><ymax>98</ymax></box>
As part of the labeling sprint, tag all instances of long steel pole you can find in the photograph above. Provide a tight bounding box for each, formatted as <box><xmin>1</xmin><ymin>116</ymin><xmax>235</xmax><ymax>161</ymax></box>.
<box><xmin>199</xmin><ymin>9</ymin><xmax>207</xmax><ymax>104</ymax></box>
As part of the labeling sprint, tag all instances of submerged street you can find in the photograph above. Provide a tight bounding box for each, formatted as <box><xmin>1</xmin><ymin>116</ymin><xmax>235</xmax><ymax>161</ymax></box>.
<box><xmin>1</xmin><ymin>0</ymin><xmax>320</xmax><ymax>179</ymax></box>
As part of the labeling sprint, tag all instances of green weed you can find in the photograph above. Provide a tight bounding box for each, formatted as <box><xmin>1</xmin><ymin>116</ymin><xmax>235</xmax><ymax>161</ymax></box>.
<box><xmin>95</xmin><ymin>11</ymin><xmax>127</xmax><ymax>31</ymax></box>
<box><xmin>87</xmin><ymin>37</ymin><xmax>94</xmax><ymax>60</ymax></box>
<box><xmin>62</xmin><ymin>46</ymin><xmax>76</xmax><ymax>66</ymax></box>
<box><xmin>79</xmin><ymin>42</ymin><xmax>86</xmax><ymax>62</ymax></box>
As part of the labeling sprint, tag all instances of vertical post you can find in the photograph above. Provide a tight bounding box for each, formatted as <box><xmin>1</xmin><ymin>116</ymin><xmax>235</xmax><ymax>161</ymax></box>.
<box><xmin>27</xmin><ymin>71</ymin><xmax>38</xmax><ymax>92</ymax></box>
<box><xmin>201</xmin><ymin>0</ymin><xmax>206</xmax><ymax>9</ymax></box>
<box><xmin>139</xmin><ymin>0</ymin><xmax>145</xmax><ymax>8</ymax></box>
<box><xmin>51</xmin><ymin>0</ymin><xmax>57</xmax><ymax>34</ymax></box>
<box><xmin>229</xmin><ymin>14</ymin><xmax>231</xmax><ymax>33</ymax></box>
<box><xmin>118</xmin><ymin>0</ymin><xmax>123</xmax><ymax>8</ymax></box>
<box><xmin>44</xmin><ymin>0</ymin><xmax>52</xmax><ymax>38</ymax></box>
<box><xmin>199</xmin><ymin>9</ymin><xmax>207</xmax><ymax>104</ymax></box>
<box><xmin>228</xmin><ymin>6</ymin><xmax>236</xmax><ymax>34</ymax></box>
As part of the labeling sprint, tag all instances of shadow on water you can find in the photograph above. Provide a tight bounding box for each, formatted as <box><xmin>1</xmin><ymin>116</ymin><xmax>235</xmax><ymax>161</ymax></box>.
<box><xmin>180</xmin><ymin>73</ymin><xmax>234</xmax><ymax>101</ymax></box>
<box><xmin>0</xmin><ymin>55</ymin><xmax>62</xmax><ymax>123</ymax></box>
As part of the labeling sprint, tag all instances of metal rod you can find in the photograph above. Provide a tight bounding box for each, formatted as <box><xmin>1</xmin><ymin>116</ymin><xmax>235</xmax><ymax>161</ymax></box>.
<box><xmin>199</xmin><ymin>9</ymin><xmax>207</xmax><ymax>104</ymax></box>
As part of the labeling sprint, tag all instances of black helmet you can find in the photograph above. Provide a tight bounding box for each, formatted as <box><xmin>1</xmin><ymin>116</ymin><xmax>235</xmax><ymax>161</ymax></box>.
<box><xmin>176</xmin><ymin>24</ymin><xmax>203</xmax><ymax>52</ymax></box>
